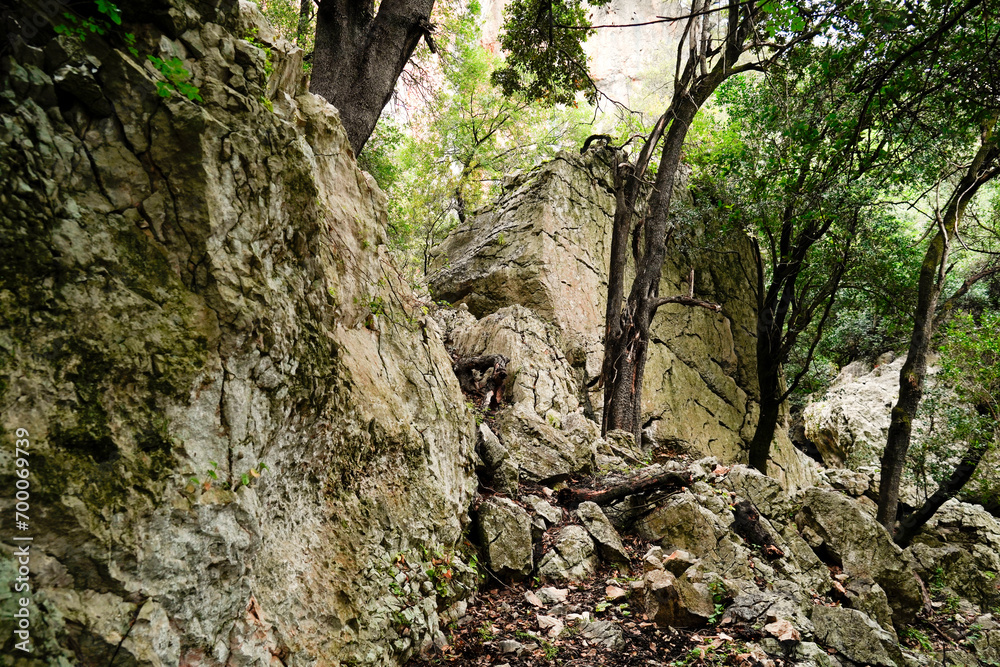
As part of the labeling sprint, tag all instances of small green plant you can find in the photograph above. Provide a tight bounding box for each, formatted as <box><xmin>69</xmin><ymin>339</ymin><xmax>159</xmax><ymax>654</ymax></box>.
<box><xmin>259</xmin><ymin>95</ymin><xmax>274</xmax><ymax>112</ymax></box>
<box><xmin>476</xmin><ymin>622</ymin><xmax>495</xmax><ymax>641</ymax></box>
<box><xmin>496</xmin><ymin>231</ymin><xmax>506</xmax><ymax>246</ymax></box>
<box><xmin>708</xmin><ymin>580</ymin><xmax>728</xmax><ymax>624</ymax></box>
<box><xmin>594</xmin><ymin>600</ymin><xmax>610</xmax><ymax>613</ymax></box>
<box><xmin>902</xmin><ymin>627</ymin><xmax>934</xmax><ymax>653</ymax></box>
<box><xmin>245</xmin><ymin>28</ymin><xmax>276</xmax><ymax>79</ymax></box>
<box><xmin>148</xmin><ymin>55</ymin><xmax>203</xmax><ymax>102</ymax></box>
<box><xmin>542</xmin><ymin>640</ymin><xmax>558</xmax><ymax>659</ymax></box>
<box><xmin>514</xmin><ymin>629</ymin><xmax>537</xmax><ymax>642</ymax></box>
<box><xmin>930</xmin><ymin>566</ymin><xmax>946</xmax><ymax>592</ymax></box>
<box><xmin>54</xmin><ymin>1</ymin><xmax>139</xmax><ymax>56</ymax></box>
<box><xmin>369</xmin><ymin>295</ymin><xmax>386</xmax><ymax>316</ymax></box>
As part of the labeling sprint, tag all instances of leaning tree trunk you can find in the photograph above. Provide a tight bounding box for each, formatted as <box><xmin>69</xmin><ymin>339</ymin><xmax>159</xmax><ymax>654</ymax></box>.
<box><xmin>310</xmin><ymin>0</ymin><xmax>435</xmax><ymax>155</ymax></box>
<box><xmin>603</xmin><ymin>98</ymin><xmax>701</xmax><ymax>443</ymax></box>
<box><xmin>876</xmin><ymin>132</ymin><xmax>1000</xmax><ymax>530</ymax></box>
<box><xmin>894</xmin><ymin>433</ymin><xmax>989</xmax><ymax>547</ymax></box>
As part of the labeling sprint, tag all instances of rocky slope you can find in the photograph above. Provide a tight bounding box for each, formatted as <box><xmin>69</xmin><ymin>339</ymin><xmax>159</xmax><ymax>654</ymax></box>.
<box><xmin>0</xmin><ymin>2</ymin><xmax>477</xmax><ymax>664</ymax></box>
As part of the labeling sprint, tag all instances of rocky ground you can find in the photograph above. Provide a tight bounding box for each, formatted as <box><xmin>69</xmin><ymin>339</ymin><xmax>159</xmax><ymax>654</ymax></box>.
<box><xmin>401</xmin><ymin>411</ymin><xmax>1000</xmax><ymax>667</ymax></box>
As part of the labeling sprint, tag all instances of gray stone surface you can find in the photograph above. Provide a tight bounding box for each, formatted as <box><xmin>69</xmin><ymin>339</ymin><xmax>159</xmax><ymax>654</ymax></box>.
<box><xmin>811</xmin><ymin>606</ymin><xmax>902</xmax><ymax>667</ymax></box>
<box><xmin>429</xmin><ymin>152</ymin><xmax>817</xmax><ymax>490</ymax></box>
<box><xmin>477</xmin><ymin>498</ymin><xmax>534</xmax><ymax>578</ymax></box>
<box><xmin>538</xmin><ymin>526</ymin><xmax>598</xmax><ymax>582</ymax></box>
<box><xmin>0</xmin><ymin>6</ymin><xmax>478</xmax><ymax>665</ymax></box>
<box><xmin>477</xmin><ymin>423</ymin><xmax>519</xmax><ymax>494</ymax></box>
<box><xmin>576</xmin><ymin>502</ymin><xmax>630</xmax><ymax>566</ymax></box>
<box><xmin>796</xmin><ymin>488</ymin><xmax>922</xmax><ymax>624</ymax></box>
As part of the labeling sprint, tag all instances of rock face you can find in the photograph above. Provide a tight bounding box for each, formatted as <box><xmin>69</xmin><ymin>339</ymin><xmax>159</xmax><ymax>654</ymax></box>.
<box><xmin>442</xmin><ymin>305</ymin><xmax>598</xmax><ymax>484</ymax></box>
<box><xmin>796</xmin><ymin>488</ymin><xmax>922</xmax><ymax>624</ymax></box>
<box><xmin>0</xmin><ymin>3</ymin><xmax>476</xmax><ymax>665</ymax></box>
<box><xmin>429</xmin><ymin>151</ymin><xmax>816</xmax><ymax>489</ymax></box>
<box><xmin>802</xmin><ymin>356</ymin><xmax>911</xmax><ymax>468</ymax></box>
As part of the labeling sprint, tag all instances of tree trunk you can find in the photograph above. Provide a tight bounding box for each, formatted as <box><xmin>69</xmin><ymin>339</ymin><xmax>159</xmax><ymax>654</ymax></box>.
<box><xmin>603</xmin><ymin>98</ymin><xmax>699</xmax><ymax>443</ymax></box>
<box><xmin>894</xmin><ymin>437</ymin><xmax>989</xmax><ymax>547</ymax></box>
<box><xmin>876</xmin><ymin>131</ymin><xmax>1000</xmax><ymax>530</ymax></box>
<box><xmin>297</xmin><ymin>0</ymin><xmax>314</xmax><ymax>48</ymax></box>
<box><xmin>311</xmin><ymin>0</ymin><xmax>434</xmax><ymax>155</ymax></box>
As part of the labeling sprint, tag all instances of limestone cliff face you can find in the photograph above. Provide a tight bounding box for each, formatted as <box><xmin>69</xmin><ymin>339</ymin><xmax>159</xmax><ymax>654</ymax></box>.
<box><xmin>429</xmin><ymin>151</ymin><xmax>816</xmax><ymax>489</ymax></box>
<box><xmin>0</xmin><ymin>2</ymin><xmax>476</xmax><ymax>665</ymax></box>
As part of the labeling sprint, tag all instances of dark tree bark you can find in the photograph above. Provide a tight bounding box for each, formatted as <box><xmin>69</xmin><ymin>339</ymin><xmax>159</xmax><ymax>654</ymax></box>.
<box><xmin>602</xmin><ymin>0</ymin><xmax>766</xmax><ymax>444</ymax></box>
<box><xmin>747</xmin><ymin>215</ymin><xmax>849</xmax><ymax>472</ymax></box>
<box><xmin>311</xmin><ymin>0</ymin><xmax>435</xmax><ymax>155</ymax></box>
<box><xmin>876</xmin><ymin>130</ymin><xmax>1000</xmax><ymax>530</ymax></box>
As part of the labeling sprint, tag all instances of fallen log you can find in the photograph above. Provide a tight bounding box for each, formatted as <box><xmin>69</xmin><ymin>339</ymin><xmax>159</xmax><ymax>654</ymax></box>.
<box><xmin>558</xmin><ymin>466</ymin><xmax>691</xmax><ymax>508</ymax></box>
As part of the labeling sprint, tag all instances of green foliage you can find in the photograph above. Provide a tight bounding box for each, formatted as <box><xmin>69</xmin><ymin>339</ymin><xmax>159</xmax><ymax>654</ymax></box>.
<box><xmin>901</xmin><ymin>627</ymin><xmax>934</xmax><ymax>653</ymax></box>
<box><xmin>707</xmin><ymin>580</ymin><xmax>728</xmax><ymax>624</ymax></box>
<box><xmin>54</xmin><ymin>1</ymin><xmax>139</xmax><ymax>56</ymax></box>
<box><xmin>491</xmin><ymin>0</ymin><xmax>604</xmax><ymax>104</ymax></box>
<box><xmin>910</xmin><ymin>310</ymin><xmax>1000</xmax><ymax>503</ymax></box>
<box><xmin>357</xmin><ymin>119</ymin><xmax>404</xmax><ymax>192</ymax></box>
<box><xmin>148</xmin><ymin>56</ymin><xmax>203</xmax><ymax>102</ymax></box>
<box><xmin>258</xmin><ymin>0</ymin><xmax>316</xmax><ymax>52</ymax></box>
<box><xmin>371</xmin><ymin>0</ymin><xmax>591</xmax><ymax>277</ymax></box>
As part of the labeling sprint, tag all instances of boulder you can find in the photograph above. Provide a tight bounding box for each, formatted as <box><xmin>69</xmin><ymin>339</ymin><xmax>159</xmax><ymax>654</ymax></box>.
<box><xmin>538</xmin><ymin>526</ymin><xmax>598</xmax><ymax>582</ymax></box>
<box><xmin>494</xmin><ymin>405</ymin><xmax>595</xmax><ymax>484</ymax></box>
<box><xmin>574</xmin><ymin>618</ymin><xmax>624</xmax><ymax>649</ymax></box>
<box><xmin>810</xmin><ymin>606</ymin><xmax>902</xmax><ymax>667</ymax></box>
<box><xmin>822</xmin><ymin>468</ymin><xmax>872</xmax><ymax>497</ymax></box>
<box><xmin>477</xmin><ymin>498</ymin><xmax>534</xmax><ymax>578</ymax></box>
<box><xmin>576</xmin><ymin>502</ymin><xmax>630</xmax><ymax>566</ymax></box>
<box><xmin>796</xmin><ymin>488</ymin><xmax>922</xmax><ymax>624</ymax></box>
<box><xmin>637</xmin><ymin>493</ymin><xmax>731</xmax><ymax>554</ymax></box>
<box><xmin>643</xmin><ymin>569</ymin><xmax>713</xmax><ymax>628</ymax></box>
<box><xmin>526</xmin><ymin>495</ymin><xmax>563</xmax><ymax>526</ymax></box>
<box><xmin>803</xmin><ymin>357</ymin><xmax>928</xmax><ymax>471</ymax></box>
<box><xmin>722</xmin><ymin>591</ymin><xmax>814</xmax><ymax>638</ymax></box>
<box><xmin>843</xmin><ymin>576</ymin><xmax>896</xmax><ymax>637</ymax></box>
<box><xmin>476</xmin><ymin>423</ymin><xmax>519</xmax><ymax>495</ymax></box>
<box><xmin>724</xmin><ymin>465</ymin><xmax>791</xmax><ymax>518</ymax></box>
<box><xmin>446</xmin><ymin>305</ymin><xmax>581</xmax><ymax>418</ymax></box>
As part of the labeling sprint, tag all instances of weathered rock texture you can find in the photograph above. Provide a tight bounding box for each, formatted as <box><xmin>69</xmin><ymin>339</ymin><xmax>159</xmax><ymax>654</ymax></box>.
<box><xmin>802</xmin><ymin>356</ymin><xmax>916</xmax><ymax>468</ymax></box>
<box><xmin>0</xmin><ymin>3</ymin><xmax>476</xmax><ymax>665</ymax></box>
<box><xmin>429</xmin><ymin>151</ymin><xmax>816</xmax><ymax>489</ymax></box>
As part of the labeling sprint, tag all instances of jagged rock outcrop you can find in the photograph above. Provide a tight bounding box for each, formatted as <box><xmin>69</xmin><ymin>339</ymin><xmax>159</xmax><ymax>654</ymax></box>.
<box><xmin>429</xmin><ymin>151</ymin><xmax>817</xmax><ymax>489</ymax></box>
<box><xmin>0</xmin><ymin>3</ymin><xmax>477</xmax><ymax>665</ymax></box>
<box><xmin>803</xmin><ymin>355</ymin><xmax>916</xmax><ymax>468</ymax></box>
<box><xmin>440</xmin><ymin>305</ymin><xmax>599</xmax><ymax>484</ymax></box>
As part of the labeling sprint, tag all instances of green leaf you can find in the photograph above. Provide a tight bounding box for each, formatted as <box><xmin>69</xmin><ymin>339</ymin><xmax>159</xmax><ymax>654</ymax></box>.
<box><xmin>96</xmin><ymin>0</ymin><xmax>122</xmax><ymax>24</ymax></box>
<box><xmin>241</xmin><ymin>473</ymin><xmax>250</xmax><ymax>486</ymax></box>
